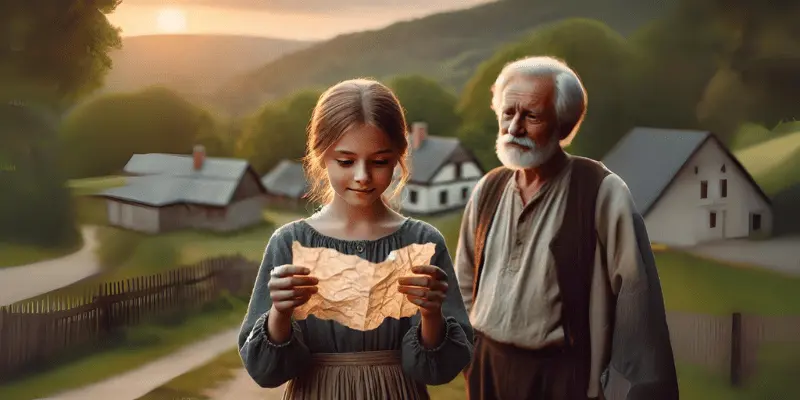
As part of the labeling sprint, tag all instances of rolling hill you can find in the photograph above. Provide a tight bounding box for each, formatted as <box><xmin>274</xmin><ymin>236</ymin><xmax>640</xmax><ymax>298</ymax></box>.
<box><xmin>213</xmin><ymin>0</ymin><xmax>678</xmax><ymax>115</ymax></box>
<box><xmin>99</xmin><ymin>34</ymin><xmax>314</xmax><ymax>104</ymax></box>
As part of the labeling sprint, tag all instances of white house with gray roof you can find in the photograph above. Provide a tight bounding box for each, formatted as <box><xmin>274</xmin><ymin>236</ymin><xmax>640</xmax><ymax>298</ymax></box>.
<box><xmin>401</xmin><ymin>122</ymin><xmax>485</xmax><ymax>214</ymax></box>
<box><xmin>602</xmin><ymin>127</ymin><xmax>772</xmax><ymax>247</ymax></box>
<box><xmin>95</xmin><ymin>146</ymin><xmax>267</xmax><ymax>234</ymax></box>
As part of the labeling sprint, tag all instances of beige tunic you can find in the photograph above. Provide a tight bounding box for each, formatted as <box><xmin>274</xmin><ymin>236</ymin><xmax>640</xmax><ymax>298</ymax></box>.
<box><xmin>455</xmin><ymin>158</ymin><xmax>677</xmax><ymax>399</ymax></box>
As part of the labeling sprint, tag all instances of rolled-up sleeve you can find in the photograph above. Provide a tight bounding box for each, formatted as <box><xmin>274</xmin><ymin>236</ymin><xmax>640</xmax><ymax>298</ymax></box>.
<box><xmin>238</xmin><ymin>227</ymin><xmax>312</xmax><ymax>388</ymax></box>
<box><xmin>401</xmin><ymin>231</ymin><xmax>474</xmax><ymax>385</ymax></box>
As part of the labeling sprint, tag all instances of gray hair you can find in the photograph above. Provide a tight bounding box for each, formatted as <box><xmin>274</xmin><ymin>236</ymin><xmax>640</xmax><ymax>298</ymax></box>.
<box><xmin>491</xmin><ymin>56</ymin><xmax>587</xmax><ymax>144</ymax></box>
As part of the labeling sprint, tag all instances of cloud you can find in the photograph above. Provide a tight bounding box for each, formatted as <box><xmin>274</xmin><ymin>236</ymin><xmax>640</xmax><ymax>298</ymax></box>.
<box><xmin>126</xmin><ymin>0</ymin><xmax>494</xmax><ymax>14</ymax></box>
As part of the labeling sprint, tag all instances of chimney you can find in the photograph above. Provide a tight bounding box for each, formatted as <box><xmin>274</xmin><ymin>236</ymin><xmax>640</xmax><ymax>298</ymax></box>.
<box><xmin>411</xmin><ymin>122</ymin><xmax>428</xmax><ymax>150</ymax></box>
<box><xmin>193</xmin><ymin>144</ymin><xmax>205</xmax><ymax>171</ymax></box>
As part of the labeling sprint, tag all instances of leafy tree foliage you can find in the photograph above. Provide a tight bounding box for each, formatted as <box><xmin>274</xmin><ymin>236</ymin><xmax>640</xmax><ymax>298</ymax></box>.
<box><xmin>0</xmin><ymin>0</ymin><xmax>122</xmax><ymax>108</ymax></box>
<box><xmin>60</xmin><ymin>87</ymin><xmax>223</xmax><ymax>179</ymax></box>
<box><xmin>0</xmin><ymin>105</ymin><xmax>78</xmax><ymax>247</ymax></box>
<box><xmin>237</xmin><ymin>90</ymin><xmax>321</xmax><ymax>174</ymax></box>
<box><xmin>388</xmin><ymin>75</ymin><xmax>461</xmax><ymax>137</ymax></box>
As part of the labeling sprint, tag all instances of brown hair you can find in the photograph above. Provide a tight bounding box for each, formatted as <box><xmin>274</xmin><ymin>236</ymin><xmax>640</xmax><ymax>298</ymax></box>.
<box><xmin>302</xmin><ymin>78</ymin><xmax>410</xmax><ymax>208</ymax></box>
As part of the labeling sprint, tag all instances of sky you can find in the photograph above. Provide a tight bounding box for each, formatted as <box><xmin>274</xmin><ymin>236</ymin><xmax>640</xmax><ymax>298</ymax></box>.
<box><xmin>107</xmin><ymin>0</ymin><xmax>497</xmax><ymax>40</ymax></box>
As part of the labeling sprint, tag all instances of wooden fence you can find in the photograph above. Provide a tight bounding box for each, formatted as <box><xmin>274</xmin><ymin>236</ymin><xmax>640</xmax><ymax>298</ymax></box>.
<box><xmin>0</xmin><ymin>255</ymin><xmax>258</xmax><ymax>382</ymax></box>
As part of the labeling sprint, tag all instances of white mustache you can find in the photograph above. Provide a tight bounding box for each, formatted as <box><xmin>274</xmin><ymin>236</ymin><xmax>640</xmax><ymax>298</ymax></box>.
<box><xmin>498</xmin><ymin>134</ymin><xmax>535</xmax><ymax>149</ymax></box>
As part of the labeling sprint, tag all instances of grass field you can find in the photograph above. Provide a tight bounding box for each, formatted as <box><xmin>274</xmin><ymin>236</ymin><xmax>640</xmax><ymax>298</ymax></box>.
<box><xmin>0</xmin><ymin>240</ymin><xmax>82</xmax><ymax>269</ymax></box>
<box><xmin>0</xmin><ymin>295</ymin><xmax>249</xmax><ymax>400</ymax></box>
<box><xmin>67</xmin><ymin>175</ymin><xmax>127</xmax><ymax>196</ymax></box>
<box><xmin>736</xmin><ymin>130</ymin><xmax>800</xmax><ymax>195</ymax></box>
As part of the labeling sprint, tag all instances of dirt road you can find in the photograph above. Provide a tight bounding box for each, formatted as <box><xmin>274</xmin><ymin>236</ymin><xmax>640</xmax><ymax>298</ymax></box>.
<box><xmin>0</xmin><ymin>226</ymin><xmax>100</xmax><ymax>306</ymax></box>
<box><xmin>687</xmin><ymin>235</ymin><xmax>800</xmax><ymax>276</ymax></box>
<box><xmin>43</xmin><ymin>327</ymin><xmax>244</xmax><ymax>400</ymax></box>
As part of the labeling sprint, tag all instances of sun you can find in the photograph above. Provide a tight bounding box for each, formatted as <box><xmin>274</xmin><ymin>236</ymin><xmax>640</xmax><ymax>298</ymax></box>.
<box><xmin>156</xmin><ymin>7</ymin><xmax>187</xmax><ymax>33</ymax></box>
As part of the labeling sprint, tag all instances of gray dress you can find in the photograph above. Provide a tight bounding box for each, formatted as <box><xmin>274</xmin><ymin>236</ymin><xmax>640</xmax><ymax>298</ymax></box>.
<box><xmin>238</xmin><ymin>218</ymin><xmax>474</xmax><ymax>399</ymax></box>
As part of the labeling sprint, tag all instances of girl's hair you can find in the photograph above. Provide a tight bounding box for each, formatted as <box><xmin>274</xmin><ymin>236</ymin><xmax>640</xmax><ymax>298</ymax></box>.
<box><xmin>302</xmin><ymin>78</ymin><xmax>410</xmax><ymax>209</ymax></box>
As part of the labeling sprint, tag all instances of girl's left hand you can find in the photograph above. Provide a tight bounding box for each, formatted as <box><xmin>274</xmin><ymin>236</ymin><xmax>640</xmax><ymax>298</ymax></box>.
<box><xmin>398</xmin><ymin>265</ymin><xmax>448</xmax><ymax>318</ymax></box>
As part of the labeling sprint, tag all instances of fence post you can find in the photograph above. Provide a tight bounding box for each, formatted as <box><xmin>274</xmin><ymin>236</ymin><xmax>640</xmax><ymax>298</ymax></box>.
<box><xmin>730</xmin><ymin>312</ymin><xmax>742</xmax><ymax>386</ymax></box>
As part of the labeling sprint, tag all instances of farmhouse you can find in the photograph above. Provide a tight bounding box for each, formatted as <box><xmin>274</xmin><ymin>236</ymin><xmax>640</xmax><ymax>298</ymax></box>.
<box><xmin>602</xmin><ymin>127</ymin><xmax>773</xmax><ymax>247</ymax></box>
<box><xmin>261</xmin><ymin>159</ymin><xmax>309</xmax><ymax>208</ymax></box>
<box><xmin>96</xmin><ymin>146</ymin><xmax>267</xmax><ymax>233</ymax></box>
<box><xmin>401</xmin><ymin>122</ymin><xmax>485</xmax><ymax>215</ymax></box>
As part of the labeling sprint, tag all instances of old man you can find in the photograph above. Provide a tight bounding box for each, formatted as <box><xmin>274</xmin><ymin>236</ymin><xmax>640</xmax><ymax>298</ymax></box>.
<box><xmin>454</xmin><ymin>56</ymin><xmax>678</xmax><ymax>399</ymax></box>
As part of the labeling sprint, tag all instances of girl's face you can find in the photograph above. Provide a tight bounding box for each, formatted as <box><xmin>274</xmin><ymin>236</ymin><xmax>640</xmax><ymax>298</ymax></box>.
<box><xmin>323</xmin><ymin>123</ymin><xmax>399</xmax><ymax>208</ymax></box>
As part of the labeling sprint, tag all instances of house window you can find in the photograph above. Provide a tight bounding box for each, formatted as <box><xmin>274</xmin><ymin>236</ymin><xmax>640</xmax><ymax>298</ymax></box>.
<box><xmin>752</xmin><ymin>213</ymin><xmax>762</xmax><ymax>231</ymax></box>
<box><xmin>721</xmin><ymin>164</ymin><xmax>726</xmax><ymax>173</ymax></box>
<box><xmin>461</xmin><ymin>187</ymin><xmax>469</xmax><ymax>200</ymax></box>
<box><xmin>720</xmin><ymin>179</ymin><xmax>727</xmax><ymax>198</ymax></box>
<box><xmin>694</xmin><ymin>166</ymin><xmax>698</xmax><ymax>174</ymax></box>
<box><xmin>439</xmin><ymin>190</ymin><xmax>448</xmax><ymax>205</ymax></box>
<box><xmin>454</xmin><ymin>163</ymin><xmax>462</xmax><ymax>179</ymax></box>
<box><xmin>709</xmin><ymin>211</ymin><xmax>717</xmax><ymax>228</ymax></box>
<box><xmin>409</xmin><ymin>189</ymin><xmax>417</xmax><ymax>204</ymax></box>
<box><xmin>700</xmin><ymin>181</ymin><xmax>708</xmax><ymax>199</ymax></box>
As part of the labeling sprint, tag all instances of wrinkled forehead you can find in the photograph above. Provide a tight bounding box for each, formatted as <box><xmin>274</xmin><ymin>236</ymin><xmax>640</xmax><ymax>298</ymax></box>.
<box><xmin>498</xmin><ymin>74</ymin><xmax>555</xmax><ymax>110</ymax></box>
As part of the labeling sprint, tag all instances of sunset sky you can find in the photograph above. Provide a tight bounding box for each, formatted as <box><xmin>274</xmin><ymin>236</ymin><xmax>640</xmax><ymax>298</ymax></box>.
<box><xmin>107</xmin><ymin>0</ymin><xmax>497</xmax><ymax>40</ymax></box>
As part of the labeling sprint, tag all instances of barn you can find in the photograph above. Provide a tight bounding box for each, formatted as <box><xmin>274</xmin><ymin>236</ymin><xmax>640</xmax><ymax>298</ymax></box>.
<box><xmin>602</xmin><ymin>127</ymin><xmax>773</xmax><ymax>247</ymax></box>
<box><xmin>95</xmin><ymin>146</ymin><xmax>267</xmax><ymax>234</ymax></box>
<box><xmin>261</xmin><ymin>159</ymin><xmax>310</xmax><ymax>210</ymax></box>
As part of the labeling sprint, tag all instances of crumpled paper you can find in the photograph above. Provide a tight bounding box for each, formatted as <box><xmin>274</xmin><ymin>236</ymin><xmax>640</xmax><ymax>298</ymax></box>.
<box><xmin>291</xmin><ymin>241</ymin><xmax>437</xmax><ymax>331</ymax></box>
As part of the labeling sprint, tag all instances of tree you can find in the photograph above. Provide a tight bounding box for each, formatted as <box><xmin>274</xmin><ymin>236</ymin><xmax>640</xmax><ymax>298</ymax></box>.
<box><xmin>457</xmin><ymin>18</ymin><xmax>638</xmax><ymax>169</ymax></box>
<box><xmin>237</xmin><ymin>90</ymin><xmax>322</xmax><ymax>174</ymax></box>
<box><xmin>60</xmin><ymin>87</ymin><xmax>221</xmax><ymax>178</ymax></box>
<box><xmin>0</xmin><ymin>0</ymin><xmax>122</xmax><ymax>109</ymax></box>
<box><xmin>0</xmin><ymin>104</ymin><xmax>78</xmax><ymax>247</ymax></box>
<box><xmin>388</xmin><ymin>75</ymin><xmax>461</xmax><ymax>137</ymax></box>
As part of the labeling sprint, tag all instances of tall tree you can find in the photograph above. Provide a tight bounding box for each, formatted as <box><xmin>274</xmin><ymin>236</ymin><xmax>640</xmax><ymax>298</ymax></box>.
<box><xmin>0</xmin><ymin>1</ymin><xmax>121</xmax><ymax>247</ymax></box>
<box><xmin>388</xmin><ymin>75</ymin><xmax>461</xmax><ymax>137</ymax></box>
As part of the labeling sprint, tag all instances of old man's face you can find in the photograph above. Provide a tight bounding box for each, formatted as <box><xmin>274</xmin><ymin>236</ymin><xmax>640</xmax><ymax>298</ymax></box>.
<box><xmin>494</xmin><ymin>74</ymin><xmax>560</xmax><ymax>169</ymax></box>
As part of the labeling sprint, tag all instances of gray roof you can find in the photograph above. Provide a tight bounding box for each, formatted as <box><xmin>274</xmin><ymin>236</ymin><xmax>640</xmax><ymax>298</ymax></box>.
<box><xmin>99</xmin><ymin>175</ymin><xmax>238</xmax><ymax>207</ymax></box>
<box><xmin>97</xmin><ymin>153</ymin><xmax>261</xmax><ymax>207</ymax></box>
<box><xmin>124</xmin><ymin>153</ymin><xmax>248</xmax><ymax>181</ymax></box>
<box><xmin>601</xmin><ymin>127</ymin><xmax>770</xmax><ymax>215</ymax></box>
<box><xmin>262</xmin><ymin>160</ymin><xmax>309</xmax><ymax>198</ymax></box>
<box><xmin>409</xmin><ymin>136</ymin><xmax>462</xmax><ymax>183</ymax></box>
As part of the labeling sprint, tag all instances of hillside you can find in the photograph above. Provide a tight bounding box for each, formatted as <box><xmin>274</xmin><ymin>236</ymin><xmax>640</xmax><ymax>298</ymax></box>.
<box><xmin>736</xmin><ymin>130</ymin><xmax>800</xmax><ymax>182</ymax></box>
<box><xmin>100</xmin><ymin>34</ymin><xmax>313</xmax><ymax>102</ymax></box>
<box><xmin>213</xmin><ymin>0</ymin><xmax>678</xmax><ymax>115</ymax></box>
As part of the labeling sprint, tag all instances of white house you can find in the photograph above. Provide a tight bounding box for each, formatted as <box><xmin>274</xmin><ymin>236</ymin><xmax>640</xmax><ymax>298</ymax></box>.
<box><xmin>400</xmin><ymin>122</ymin><xmax>485</xmax><ymax>215</ymax></box>
<box><xmin>602</xmin><ymin>127</ymin><xmax>773</xmax><ymax>247</ymax></box>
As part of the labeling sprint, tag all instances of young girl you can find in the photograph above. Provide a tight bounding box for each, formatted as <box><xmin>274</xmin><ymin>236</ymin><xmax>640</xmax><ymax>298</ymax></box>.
<box><xmin>238</xmin><ymin>79</ymin><xmax>473</xmax><ymax>399</ymax></box>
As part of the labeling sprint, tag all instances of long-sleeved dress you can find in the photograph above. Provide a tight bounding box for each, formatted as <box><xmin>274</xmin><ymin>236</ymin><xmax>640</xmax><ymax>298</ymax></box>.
<box><xmin>238</xmin><ymin>218</ymin><xmax>474</xmax><ymax>399</ymax></box>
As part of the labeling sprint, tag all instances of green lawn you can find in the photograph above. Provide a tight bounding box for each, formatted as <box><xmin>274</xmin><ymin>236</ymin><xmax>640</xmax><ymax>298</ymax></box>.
<box><xmin>67</xmin><ymin>175</ymin><xmax>127</xmax><ymax>196</ymax></box>
<box><xmin>0</xmin><ymin>295</ymin><xmax>248</xmax><ymax>400</ymax></box>
<box><xmin>736</xmin><ymin>129</ymin><xmax>800</xmax><ymax>195</ymax></box>
<box><xmin>0</xmin><ymin>240</ymin><xmax>82</xmax><ymax>269</ymax></box>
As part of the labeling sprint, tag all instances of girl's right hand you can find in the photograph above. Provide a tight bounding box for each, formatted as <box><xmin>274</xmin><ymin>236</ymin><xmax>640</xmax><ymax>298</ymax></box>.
<box><xmin>268</xmin><ymin>264</ymin><xmax>319</xmax><ymax>315</ymax></box>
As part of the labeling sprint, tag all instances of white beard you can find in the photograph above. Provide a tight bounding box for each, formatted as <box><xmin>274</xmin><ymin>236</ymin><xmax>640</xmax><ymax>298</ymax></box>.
<box><xmin>495</xmin><ymin>133</ymin><xmax>560</xmax><ymax>170</ymax></box>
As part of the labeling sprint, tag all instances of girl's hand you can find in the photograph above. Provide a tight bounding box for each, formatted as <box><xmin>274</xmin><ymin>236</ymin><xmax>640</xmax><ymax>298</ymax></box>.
<box><xmin>268</xmin><ymin>264</ymin><xmax>319</xmax><ymax>316</ymax></box>
<box><xmin>398</xmin><ymin>265</ymin><xmax>448</xmax><ymax>319</ymax></box>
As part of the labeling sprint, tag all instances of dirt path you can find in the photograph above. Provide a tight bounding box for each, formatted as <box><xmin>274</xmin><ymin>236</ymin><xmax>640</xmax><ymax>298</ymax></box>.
<box><xmin>204</xmin><ymin>368</ymin><xmax>286</xmax><ymax>400</ymax></box>
<box><xmin>686</xmin><ymin>235</ymin><xmax>800</xmax><ymax>276</ymax></box>
<box><xmin>0</xmin><ymin>226</ymin><xmax>100</xmax><ymax>306</ymax></box>
<box><xmin>43</xmin><ymin>327</ymin><xmax>243</xmax><ymax>400</ymax></box>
